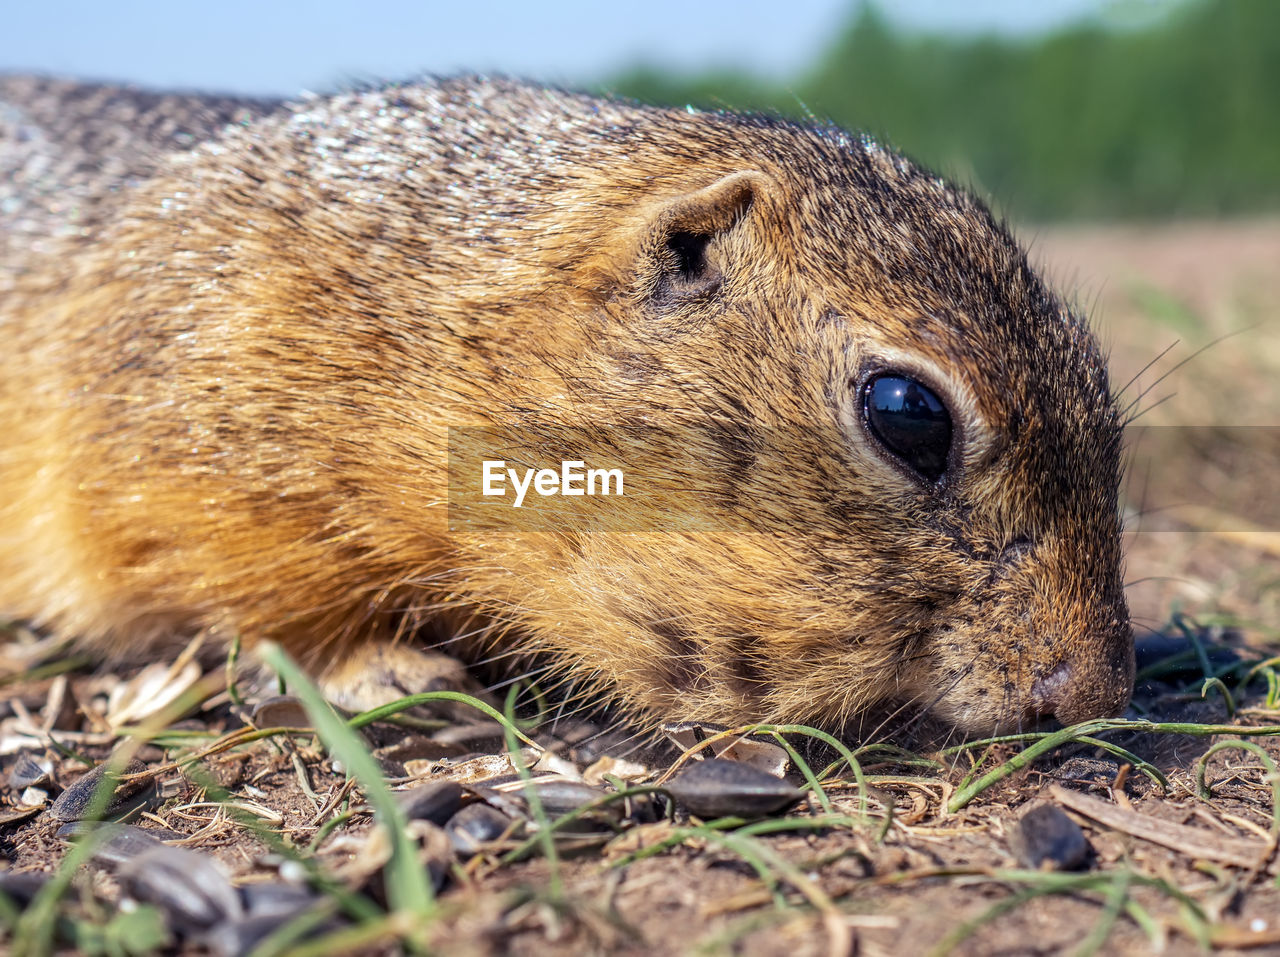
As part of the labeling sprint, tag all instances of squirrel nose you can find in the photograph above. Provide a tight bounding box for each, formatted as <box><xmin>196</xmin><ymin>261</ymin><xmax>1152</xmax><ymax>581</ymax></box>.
<box><xmin>1030</xmin><ymin>662</ymin><xmax>1075</xmax><ymax>721</ymax></box>
<box><xmin>1031</xmin><ymin>657</ymin><xmax>1132</xmax><ymax>727</ymax></box>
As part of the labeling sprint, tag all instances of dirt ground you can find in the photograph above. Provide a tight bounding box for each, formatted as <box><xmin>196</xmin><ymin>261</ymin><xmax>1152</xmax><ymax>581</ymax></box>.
<box><xmin>2</xmin><ymin>219</ymin><xmax>1279</xmax><ymax>956</ymax></box>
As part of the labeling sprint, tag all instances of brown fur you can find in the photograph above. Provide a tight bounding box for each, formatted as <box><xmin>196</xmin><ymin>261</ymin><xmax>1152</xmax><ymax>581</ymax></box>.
<box><xmin>0</xmin><ymin>75</ymin><xmax>1133</xmax><ymax>734</ymax></box>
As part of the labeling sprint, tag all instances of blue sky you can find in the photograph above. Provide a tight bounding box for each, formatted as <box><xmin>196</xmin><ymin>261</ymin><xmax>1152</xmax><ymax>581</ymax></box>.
<box><xmin>2</xmin><ymin>0</ymin><xmax>1151</xmax><ymax>95</ymax></box>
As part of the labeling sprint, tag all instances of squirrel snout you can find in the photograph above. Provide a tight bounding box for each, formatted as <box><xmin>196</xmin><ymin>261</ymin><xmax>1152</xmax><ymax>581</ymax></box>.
<box><xmin>1030</xmin><ymin>645</ymin><xmax>1134</xmax><ymax>727</ymax></box>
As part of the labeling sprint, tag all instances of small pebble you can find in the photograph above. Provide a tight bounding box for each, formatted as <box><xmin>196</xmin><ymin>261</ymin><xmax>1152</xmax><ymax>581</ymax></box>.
<box><xmin>1053</xmin><ymin>757</ymin><xmax>1121</xmax><ymax>789</ymax></box>
<box><xmin>7</xmin><ymin>753</ymin><xmax>53</xmax><ymax>790</ymax></box>
<box><xmin>118</xmin><ymin>845</ymin><xmax>244</xmax><ymax>935</ymax></box>
<box><xmin>57</xmin><ymin>821</ymin><xmax>185</xmax><ymax>866</ymax></box>
<box><xmin>395</xmin><ymin>780</ymin><xmax>465</xmax><ymax>825</ymax></box>
<box><xmin>239</xmin><ymin>882</ymin><xmax>322</xmax><ymax>921</ymax></box>
<box><xmin>582</xmin><ymin>754</ymin><xmax>651</xmax><ymax>786</ymax></box>
<box><xmin>19</xmin><ymin>787</ymin><xmax>48</xmax><ymax>808</ymax></box>
<box><xmin>201</xmin><ymin>912</ymin><xmax>344</xmax><ymax>957</ymax></box>
<box><xmin>48</xmin><ymin>758</ymin><xmax>157</xmax><ymax>823</ymax></box>
<box><xmin>467</xmin><ymin>785</ymin><xmax>526</xmax><ymax>821</ymax></box>
<box><xmin>665</xmin><ymin>758</ymin><xmax>806</xmax><ymax>819</ymax></box>
<box><xmin>0</xmin><ymin>871</ymin><xmax>47</xmax><ymax>907</ymax></box>
<box><xmin>1008</xmin><ymin>804</ymin><xmax>1090</xmax><ymax>871</ymax></box>
<box><xmin>525</xmin><ymin>780</ymin><xmax>623</xmax><ymax>835</ymax></box>
<box><xmin>250</xmin><ymin>695</ymin><xmax>312</xmax><ymax>728</ymax></box>
<box><xmin>528</xmin><ymin>780</ymin><xmax>615</xmax><ymax>818</ymax></box>
<box><xmin>446</xmin><ymin>803</ymin><xmax>515</xmax><ymax>854</ymax></box>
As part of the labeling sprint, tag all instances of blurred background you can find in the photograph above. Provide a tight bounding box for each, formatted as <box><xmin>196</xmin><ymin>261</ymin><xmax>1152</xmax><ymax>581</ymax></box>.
<box><xmin>6</xmin><ymin>0</ymin><xmax>1277</xmax><ymax>219</ymax></box>
<box><xmin>4</xmin><ymin>0</ymin><xmax>1278</xmax><ymax>629</ymax></box>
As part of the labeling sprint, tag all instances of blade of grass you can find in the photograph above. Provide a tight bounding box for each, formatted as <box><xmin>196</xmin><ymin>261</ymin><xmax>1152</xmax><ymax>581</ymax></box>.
<box><xmin>927</xmin><ymin>869</ymin><xmax>1206</xmax><ymax>957</ymax></box>
<box><xmin>1172</xmin><ymin>613</ymin><xmax>1215</xmax><ymax>679</ymax></box>
<box><xmin>1121</xmin><ymin>898</ymin><xmax>1164</xmax><ymax>949</ymax></box>
<box><xmin>259</xmin><ymin>643</ymin><xmax>435</xmax><ymax>933</ymax></box>
<box><xmin>926</xmin><ymin>884</ymin><xmax>1045</xmax><ymax>957</ymax></box>
<box><xmin>1195</xmin><ymin>739</ymin><xmax>1280</xmax><ymax>834</ymax></box>
<box><xmin>1072</xmin><ymin>870</ymin><xmax>1131</xmax><ymax>957</ymax></box>
<box><xmin>1201</xmin><ymin>676</ymin><xmax>1237</xmax><ymax>718</ymax></box>
<box><xmin>225</xmin><ymin>633</ymin><xmax>245</xmax><ymax>709</ymax></box>
<box><xmin>250</xmin><ymin>911</ymin><xmax>418</xmax><ymax>957</ymax></box>
<box><xmin>698</xmin><ymin>829</ymin><xmax>851</xmax><ymax>957</ymax></box>
<box><xmin>768</xmin><ymin>731</ymin><xmax>832</xmax><ymax>814</ymax></box>
<box><xmin>947</xmin><ymin>718</ymin><xmax>1280</xmax><ymax>811</ymax></box>
<box><xmin>343</xmin><ymin>689</ymin><xmax>540</xmax><ymax>749</ymax></box>
<box><xmin>499</xmin><ymin>684</ymin><xmax>561</xmax><ymax>899</ymax></box>
<box><xmin>242</xmin><ymin>899</ymin><xmax>340</xmax><ymax>957</ymax></box>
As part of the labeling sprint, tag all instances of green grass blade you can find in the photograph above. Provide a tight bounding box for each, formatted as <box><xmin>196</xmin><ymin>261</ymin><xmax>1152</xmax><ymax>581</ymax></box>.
<box><xmin>259</xmin><ymin>643</ymin><xmax>435</xmax><ymax>929</ymax></box>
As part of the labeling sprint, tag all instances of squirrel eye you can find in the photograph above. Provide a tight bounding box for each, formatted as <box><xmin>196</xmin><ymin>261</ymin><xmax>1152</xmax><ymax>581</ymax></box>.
<box><xmin>862</xmin><ymin>373</ymin><xmax>953</xmax><ymax>483</ymax></box>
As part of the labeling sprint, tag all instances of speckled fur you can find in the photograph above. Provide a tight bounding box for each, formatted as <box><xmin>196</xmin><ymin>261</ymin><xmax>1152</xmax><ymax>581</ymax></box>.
<box><xmin>0</xmin><ymin>75</ymin><xmax>1133</xmax><ymax>734</ymax></box>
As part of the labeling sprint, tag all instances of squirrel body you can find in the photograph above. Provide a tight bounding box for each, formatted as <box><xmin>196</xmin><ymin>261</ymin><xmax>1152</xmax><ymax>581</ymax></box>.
<box><xmin>0</xmin><ymin>75</ymin><xmax>1133</xmax><ymax>733</ymax></box>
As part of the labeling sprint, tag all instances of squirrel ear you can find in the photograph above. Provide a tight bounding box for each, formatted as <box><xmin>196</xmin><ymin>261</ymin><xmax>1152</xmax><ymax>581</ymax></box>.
<box><xmin>643</xmin><ymin>171</ymin><xmax>771</xmax><ymax>304</ymax></box>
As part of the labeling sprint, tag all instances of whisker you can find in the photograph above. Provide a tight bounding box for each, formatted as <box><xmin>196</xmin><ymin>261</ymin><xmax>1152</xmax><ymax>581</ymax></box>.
<box><xmin>482</xmin><ymin>662</ymin><xmax>557</xmax><ymax>696</ymax></box>
<box><xmin>1124</xmin><ymin>575</ymin><xmax>1184</xmax><ymax>588</ymax></box>
<box><xmin>1114</xmin><ymin>339</ymin><xmax>1181</xmax><ymax>400</ymax></box>
<box><xmin>1123</xmin><ymin>389</ymin><xmax>1177</xmax><ymax>425</ymax></box>
<box><xmin>1131</xmin><ymin>620</ymin><xmax>1165</xmax><ymax>639</ymax></box>
<box><xmin>1118</xmin><ymin>329</ymin><xmax>1244</xmax><ymax>423</ymax></box>
<box><xmin>859</xmin><ymin>668</ymin><xmax>969</xmax><ymax>746</ymax></box>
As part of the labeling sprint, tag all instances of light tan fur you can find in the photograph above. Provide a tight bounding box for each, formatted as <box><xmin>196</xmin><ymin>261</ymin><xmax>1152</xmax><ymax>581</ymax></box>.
<box><xmin>0</xmin><ymin>75</ymin><xmax>1133</xmax><ymax>734</ymax></box>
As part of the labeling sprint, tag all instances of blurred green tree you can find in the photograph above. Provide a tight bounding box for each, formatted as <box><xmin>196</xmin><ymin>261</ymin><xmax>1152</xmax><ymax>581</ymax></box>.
<box><xmin>604</xmin><ymin>0</ymin><xmax>1280</xmax><ymax>220</ymax></box>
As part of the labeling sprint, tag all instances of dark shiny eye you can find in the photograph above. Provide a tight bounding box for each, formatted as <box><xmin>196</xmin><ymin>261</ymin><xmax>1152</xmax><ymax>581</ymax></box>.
<box><xmin>862</xmin><ymin>373</ymin><xmax>953</xmax><ymax>483</ymax></box>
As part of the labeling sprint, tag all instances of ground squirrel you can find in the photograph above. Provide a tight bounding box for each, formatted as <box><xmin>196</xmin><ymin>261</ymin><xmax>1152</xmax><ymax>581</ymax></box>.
<box><xmin>0</xmin><ymin>75</ymin><xmax>1133</xmax><ymax>735</ymax></box>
